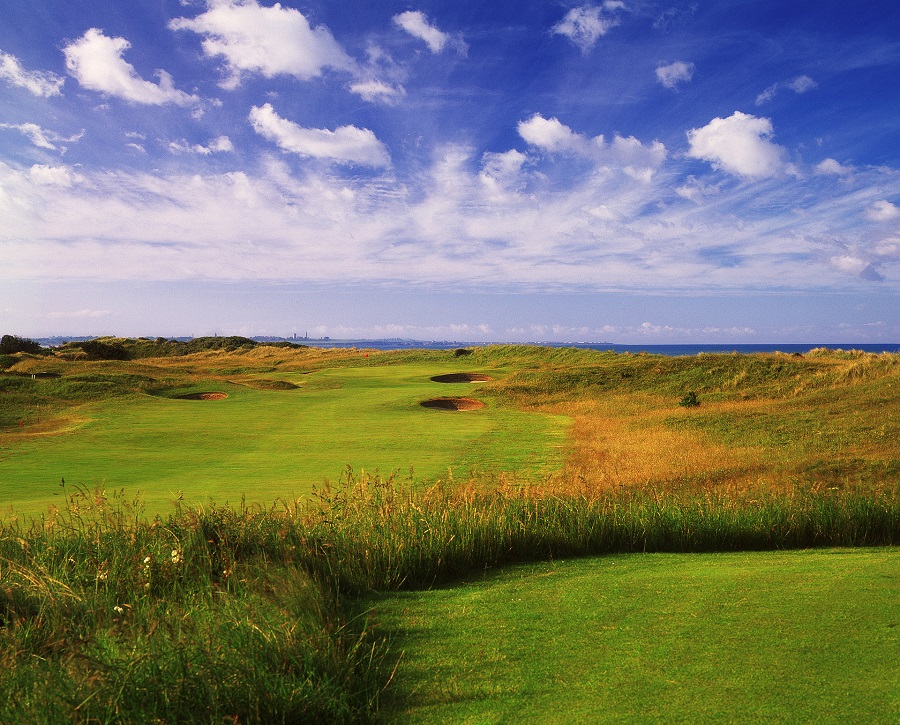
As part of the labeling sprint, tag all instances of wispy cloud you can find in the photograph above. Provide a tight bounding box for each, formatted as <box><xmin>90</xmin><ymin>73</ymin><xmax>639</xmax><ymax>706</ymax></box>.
<box><xmin>0</xmin><ymin>50</ymin><xmax>64</xmax><ymax>97</ymax></box>
<box><xmin>393</xmin><ymin>11</ymin><xmax>467</xmax><ymax>55</ymax></box>
<box><xmin>168</xmin><ymin>136</ymin><xmax>234</xmax><ymax>155</ymax></box>
<box><xmin>552</xmin><ymin>3</ymin><xmax>627</xmax><ymax>52</ymax></box>
<box><xmin>756</xmin><ymin>75</ymin><xmax>818</xmax><ymax>105</ymax></box>
<box><xmin>655</xmin><ymin>60</ymin><xmax>694</xmax><ymax>89</ymax></box>
<box><xmin>0</xmin><ymin>123</ymin><xmax>84</xmax><ymax>152</ymax></box>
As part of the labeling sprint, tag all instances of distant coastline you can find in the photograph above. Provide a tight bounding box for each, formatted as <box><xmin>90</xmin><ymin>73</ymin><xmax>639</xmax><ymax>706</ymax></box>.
<box><xmin>31</xmin><ymin>336</ymin><xmax>900</xmax><ymax>356</ymax></box>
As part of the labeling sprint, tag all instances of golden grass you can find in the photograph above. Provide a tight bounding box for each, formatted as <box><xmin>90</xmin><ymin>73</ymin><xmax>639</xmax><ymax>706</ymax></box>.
<box><xmin>549</xmin><ymin>396</ymin><xmax>767</xmax><ymax>493</ymax></box>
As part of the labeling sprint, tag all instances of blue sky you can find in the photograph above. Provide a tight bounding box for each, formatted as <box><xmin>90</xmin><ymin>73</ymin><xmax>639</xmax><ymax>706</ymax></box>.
<box><xmin>1</xmin><ymin>0</ymin><xmax>898</xmax><ymax>342</ymax></box>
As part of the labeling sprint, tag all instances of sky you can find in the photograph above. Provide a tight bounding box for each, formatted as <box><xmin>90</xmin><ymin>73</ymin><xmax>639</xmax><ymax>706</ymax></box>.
<box><xmin>1</xmin><ymin>0</ymin><xmax>899</xmax><ymax>343</ymax></box>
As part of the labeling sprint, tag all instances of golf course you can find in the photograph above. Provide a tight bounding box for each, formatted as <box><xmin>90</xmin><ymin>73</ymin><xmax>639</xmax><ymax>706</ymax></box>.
<box><xmin>1</xmin><ymin>337</ymin><xmax>898</xmax><ymax>722</ymax></box>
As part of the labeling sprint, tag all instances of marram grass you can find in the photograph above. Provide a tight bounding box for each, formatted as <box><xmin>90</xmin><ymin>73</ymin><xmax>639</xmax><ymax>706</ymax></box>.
<box><xmin>2</xmin><ymin>474</ymin><xmax>898</xmax><ymax>722</ymax></box>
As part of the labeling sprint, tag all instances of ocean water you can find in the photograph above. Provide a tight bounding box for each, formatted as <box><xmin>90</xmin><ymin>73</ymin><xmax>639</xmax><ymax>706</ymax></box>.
<box><xmin>298</xmin><ymin>340</ymin><xmax>900</xmax><ymax>355</ymax></box>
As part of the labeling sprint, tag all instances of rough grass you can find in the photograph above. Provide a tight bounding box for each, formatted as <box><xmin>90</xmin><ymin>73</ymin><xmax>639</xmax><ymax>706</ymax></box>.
<box><xmin>1</xmin><ymin>344</ymin><xmax>899</xmax><ymax>721</ymax></box>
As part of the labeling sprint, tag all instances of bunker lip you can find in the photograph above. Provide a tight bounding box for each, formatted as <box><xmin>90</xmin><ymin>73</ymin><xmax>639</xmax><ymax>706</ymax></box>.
<box><xmin>430</xmin><ymin>373</ymin><xmax>493</xmax><ymax>383</ymax></box>
<box><xmin>176</xmin><ymin>392</ymin><xmax>228</xmax><ymax>401</ymax></box>
<box><xmin>420</xmin><ymin>397</ymin><xmax>484</xmax><ymax>411</ymax></box>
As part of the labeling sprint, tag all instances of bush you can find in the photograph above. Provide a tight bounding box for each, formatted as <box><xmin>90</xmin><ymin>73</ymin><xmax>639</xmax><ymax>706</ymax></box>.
<box><xmin>679</xmin><ymin>391</ymin><xmax>700</xmax><ymax>408</ymax></box>
<box><xmin>77</xmin><ymin>340</ymin><xmax>131</xmax><ymax>361</ymax></box>
<box><xmin>0</xmin><ymin>335</ymin><xmax>42</xmax><ymax>355</ymax></box>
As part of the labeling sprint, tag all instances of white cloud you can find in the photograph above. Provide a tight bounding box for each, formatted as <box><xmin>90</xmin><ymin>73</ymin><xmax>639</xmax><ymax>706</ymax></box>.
<box><xmin>830</xmin><ymin>254</ymin><xmax>869</xmax><ymax>276</ymax></box>
<box><xmin>394</xmin><ymin>11</ymin><xmax>449</xmax><ymax>53</ymax></box>
<box><xmin>46</xmin><ymin>308</ymin><xmax>113</xmax><ymax>319</ymax></box>
<box><xmin>687</xmin><ymin>111</ymin><xmax>787</xmax><ymax>179</ymax></box>
<box><xmin>655</xmin><ymin>60</ymin><xmax>694</xmax><ymax>89</ymax></box>
<box><xmin>789</xmin><ymin>75</ymin><xmax>817</xmax><ymax>93</ymax></box>
<box><xmin>815</xmin><ymin>158</ymin><xmax>854</xmax><ymax>176</ymax></box>
<box><xmin>0</xmin><ymin>123</ymin><xmax>84</xmax><ymax>152</ymax></box>
<box><xmin>169</xmin><ymin>0</ymin><xmax>354</xmax><ymax>88</ymax></box>
<box><xmin>865</xmin><ymin>200</ymin><xmax>900</xmax><ymax>222</ymax></box>
<box><xmin>552</xmin><ymin>3</ymin><xmax>625</xmax><ymax>52</ymax></box>
<box><xmin>675</xmin><ymin>175</ymin><xmax>719</xmax><ymax>204</ymax></box>
<box><xmin>479</xmin><ymin>149</ymin><xmax>528</xmax><ymax>199</ymax></box>
<box><xmin>756</xmin><ymin>75</ymin><xmax>818</xmax><ymax>105</ymax></box>
<box><xmin>0</xmin><ymin>50</ymin><xmax>64</xmax><ymax>97</ymax></box>
<box><xmin>1</xmin><ymin>122</ymin><xmax>897</xmax><ymax>293</ymax></box>
<box><xmin>63</xmin><ymin>29</ymin><xmax>199</xmax><ymax>106</ymax></box>
<box><xmin>518</xmin><ymin>114</ymin><xmax>588</xmax><ymax>154</ymax></box>
<box><xmin>29</xmin><ymin>164</ymin><xmax>77</xmax><ymax>187</ymax></box>
<box><xmin>348</xmin><ymin>79</ymin><xmax>405</xmax><ymax>104</ymax></box>
<box><xmin>168</xmin><ymin>135</ymin><xmax>234</xmax><ymax>155</ymax></box>
<box><xmin>248</xmin><ymin>104</ymin><xmax>389</xmax><ymax>167</ymax></box>
<box><xmin>518</xmin><ymin>113</ymin><xmax>665</xmax><ymax>177</ymax></box>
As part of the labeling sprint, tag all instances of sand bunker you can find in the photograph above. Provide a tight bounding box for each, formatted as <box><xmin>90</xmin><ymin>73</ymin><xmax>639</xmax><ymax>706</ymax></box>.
<box><xmin>430</xmin><ymin>373</ymin><xmax>493</xmax><ymax>383</ymax></box>
<box><xmin>176</xmin><ymin>392</ymin><xmax>228</xmax><ymax>401</ymax></box>
<box><xmin>420</xmin><ymin>397</ymin><xmax>484</xmax><ymax>411</ymax></box>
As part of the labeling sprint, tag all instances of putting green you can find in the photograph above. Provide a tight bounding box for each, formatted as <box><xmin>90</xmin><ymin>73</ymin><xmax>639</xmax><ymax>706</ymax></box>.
<box><xmin>373</xmin><ymin>548</ymin><xmax>900</xmax><ymax>723</ymax></box>
<box><xmin>0</xmin><ymin>362</ymin><xmax>568</xmax><ymax>518</ymax></box>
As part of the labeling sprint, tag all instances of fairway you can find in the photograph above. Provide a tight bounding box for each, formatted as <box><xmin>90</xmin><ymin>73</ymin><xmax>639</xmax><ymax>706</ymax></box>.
<box><xmin>0</xmin><ymin>361</ymin><xmax>568</xmax><ymax>517</ymax></box>
<box><xmin>373</xmin><ymin>549</ymin><xmax>900</xmax><ymax>723</ymax></box>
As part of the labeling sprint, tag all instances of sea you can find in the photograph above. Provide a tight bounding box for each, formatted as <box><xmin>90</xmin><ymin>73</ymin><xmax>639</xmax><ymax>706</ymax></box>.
<box><xmin>288</xmin><ymin>339</ymin><xmax>900</xmax><ymax>355</ymax></box>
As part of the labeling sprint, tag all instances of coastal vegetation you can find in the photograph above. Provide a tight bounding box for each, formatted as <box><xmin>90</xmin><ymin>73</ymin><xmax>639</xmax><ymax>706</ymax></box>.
<box><xmin>1</xmin><ymin>341</ymin><xmax>898</xmax><ymax>721</ymax></box>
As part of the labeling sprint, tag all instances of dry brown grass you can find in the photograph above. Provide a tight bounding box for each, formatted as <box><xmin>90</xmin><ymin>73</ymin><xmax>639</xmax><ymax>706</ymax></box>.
<box><xmin>548</xmin><ymin>396</ymin><xmax>767</xmax><ymax>494</ymax></box>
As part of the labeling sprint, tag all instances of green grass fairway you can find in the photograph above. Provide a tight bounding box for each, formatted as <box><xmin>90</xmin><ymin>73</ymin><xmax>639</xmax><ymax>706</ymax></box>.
<box><xmin>374</xmin><ymin>549</ymin><xmax>900</xmax><ymax>723</ymax></box>
<box><xmin>0</xmin><ymin>362</ymin><xmax>568</xmax><ymax>518</ymax></box>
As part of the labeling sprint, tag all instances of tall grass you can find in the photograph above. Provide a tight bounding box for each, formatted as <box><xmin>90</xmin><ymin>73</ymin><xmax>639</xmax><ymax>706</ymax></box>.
<box><xmin>2</xmin><ymin>474</ymin><xmax>897</xmax><ymax>722</ymax></box>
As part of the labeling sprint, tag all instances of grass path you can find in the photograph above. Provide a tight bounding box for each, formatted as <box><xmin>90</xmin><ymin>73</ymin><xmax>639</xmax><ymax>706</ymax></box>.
<box><xmin>0</xmin><ymin>362</ymin><xmax>568</xmax><ymax>518</ymax></box>
<box><xmin>373</xmin><ymin>548</ymin><xmax>900</xmax><ymax>723</ymax></box>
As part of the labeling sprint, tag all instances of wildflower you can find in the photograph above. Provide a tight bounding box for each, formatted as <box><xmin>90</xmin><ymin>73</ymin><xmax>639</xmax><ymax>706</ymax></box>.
<box><xmin>98</xmin><ymin>570</ymin><xmax>108</xmax><ymax>582</ymax></box>
<box><xmin>113</xmin><ymin>605</ymin><xmax>124</xmax><ymax>614</ymax></box>
<box><xmin>170</xmin><ymin>549</ymin><xmax>183</xmax><ymax>565</ymax></box>
<box><xmin>143</xmin><ymin>556</ymin><xmax>151</xmax><ymax>564</ymax></box>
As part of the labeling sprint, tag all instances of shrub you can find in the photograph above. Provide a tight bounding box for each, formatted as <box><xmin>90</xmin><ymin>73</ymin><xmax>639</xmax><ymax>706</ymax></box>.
<box><xmin>679</xmin><ymin>391</ymin><xmax>700</xmax><ymax>408</ymax></box>
<box><xmin>0</xmin><ymin>335</ymin><xmax>42</xmax><ymax>355</ymax></box>
<box><xmin>77</xmin><ymin>339</ymin><xmax>131</xmax><ymax>360</ymax></box>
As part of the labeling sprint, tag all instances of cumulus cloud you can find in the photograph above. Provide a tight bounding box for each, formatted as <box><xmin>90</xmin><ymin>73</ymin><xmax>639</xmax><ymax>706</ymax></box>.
<box><xmin>169</xmin><ymin>0</ymin><xmax>354</xmax><ymax>88</ymax></box>
<box><xmin>552</xmin><ymin>3</ymin><xmax>626</xmax><ymax>52</ymax></box>
<box><xmin>755</xmin><ymin>75</ymin><xmax>818</xmax><ymax>105</ymax></box>
<box><xmin>393</xmin><ymin>11</ymin><xmax>463</xmax><ymax>54</ymax></box>
<box><xmin>687</xmin><ymin>111</ymin><xmax>787</xmax><ymax>179</ymax></box>
<box><xmin>815</xmin><ymin>158</ymin><xmax>854</xmax><ymax>176</ymax></box>
<box><xmin>518</xmin><ymin>113</ymin><xmax>666</xmax><ymax>178</ymax></box>
<box><xmin>29</xmin><ymin>164</ymin><xmax>78</xmax><ymax>187</ymax></box>
<box><xmin>865</xmin><ymin>200</ymin><xmax>899</xmax><ymax>222</ymax></box>
<box><xmin>63</xmin><ymin>29</ymin><xmax>199</xmax><ymax>106</ymax></box>
<box><xmin>655</xmin><ymin>60</ymin><xmax>694</xmax><ymax>89</ymax></box>
<box><xmin>168</xmin><ymin>136</ymin><xmax>234</xmax><ymax>155</ymax></box>
<box><xmin>0</xmin><ymin>50</ymin><xmax>64</xmax><ymax>97</ymax></box>
<box><xmin>248</xmin><ymin>103</ymin><xmax>389</xmax><ymax>167</ymax></box>
<box><xmin>0</xmin><ymin>123</ymin><xmax>84</xmax><ymax>152</ymax></box>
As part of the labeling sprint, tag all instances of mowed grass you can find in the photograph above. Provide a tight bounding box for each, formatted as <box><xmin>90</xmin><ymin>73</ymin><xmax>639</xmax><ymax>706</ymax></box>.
<box><xmin>373</xmin><ymin>548</ymin><xmax>900</xmax><ymax>723</ymax></box>
<box><xmin>0</xmin><ymin>360</ymin><xmax>568</xmax><ymax>518</ymax></box>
